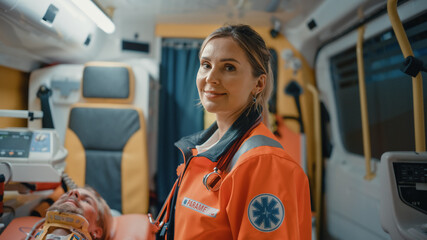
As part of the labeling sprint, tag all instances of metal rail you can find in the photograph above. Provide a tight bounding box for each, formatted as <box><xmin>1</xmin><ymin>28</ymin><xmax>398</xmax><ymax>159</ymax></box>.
<box><xmin>388</xmin><ymin>0</ymin><xmax>425</xmax><ymax>152</ymax></box>
<box><xmin>306</xmin><ymin>84</ymin><xmax>322</xmax><ymax>239</ymax></box>
<box><xmin>356</xmin><ymin>9</ymin><xmax>375</xmax><ymax>180</ymax></box>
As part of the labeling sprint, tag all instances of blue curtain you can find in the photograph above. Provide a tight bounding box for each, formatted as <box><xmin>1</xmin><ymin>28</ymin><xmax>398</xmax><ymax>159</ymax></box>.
<box><xmin>157</xmin><ymin>39</ymin><xmax>204</xmax><ymax>204</ymax></box>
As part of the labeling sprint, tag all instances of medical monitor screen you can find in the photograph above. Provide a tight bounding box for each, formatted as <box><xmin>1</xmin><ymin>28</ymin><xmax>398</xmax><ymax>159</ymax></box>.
<box><xmin>0</xmin><ymin>130</ymin><xmax>32</xmax><ymax>158</ymax></box>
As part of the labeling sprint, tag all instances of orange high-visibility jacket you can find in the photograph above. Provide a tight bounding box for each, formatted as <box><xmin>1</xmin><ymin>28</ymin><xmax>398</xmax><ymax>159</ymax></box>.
<box><xmin>169</xmin><ymin>109</ymin><xmax>311</xmax><ymax>240</ymax></box>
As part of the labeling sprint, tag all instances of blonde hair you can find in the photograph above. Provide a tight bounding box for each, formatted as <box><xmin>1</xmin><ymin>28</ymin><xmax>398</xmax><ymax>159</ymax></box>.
<box><xmin>200</xmin><ymin>24</ymin><xmax>273</xmax><ymax>121</ymax></box>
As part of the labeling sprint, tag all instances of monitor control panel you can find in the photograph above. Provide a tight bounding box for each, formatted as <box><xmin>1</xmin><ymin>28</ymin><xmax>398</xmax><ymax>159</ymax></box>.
<box><xmin>380</xmin><ymin>151</ymin><xmax>427</xmax><ymax>240</ymax></box>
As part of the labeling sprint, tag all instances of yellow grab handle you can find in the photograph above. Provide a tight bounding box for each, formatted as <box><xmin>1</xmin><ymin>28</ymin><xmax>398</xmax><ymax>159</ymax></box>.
<box><xmin>388</xmin><ymin>0</ymin><xmax>425</xmax><ymax>152</ymax></box>
<box><xmin>307</xmin><ymin>84</ymin><xmax>322</xmax><ymax>240</ymax></box>
<box><xmin>357</xmin><ymin>8</ymin><xmax>375</xmax><ymax>180</ymax></box>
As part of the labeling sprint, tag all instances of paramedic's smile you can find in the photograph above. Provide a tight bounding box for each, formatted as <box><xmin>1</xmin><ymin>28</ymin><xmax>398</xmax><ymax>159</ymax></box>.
<box><xmin>203</xmin><ymin>90</ymin><xmax>226</xmax><ymax>99</ymax></box>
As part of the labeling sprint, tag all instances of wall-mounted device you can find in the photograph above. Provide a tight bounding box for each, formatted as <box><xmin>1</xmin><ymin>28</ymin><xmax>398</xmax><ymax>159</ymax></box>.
<box><xmin>0</xmin><ymin>110</ymin><xmax>67</xmax><ymax>183</ymax></box>
<box><xmin>380</xmin><ymin>151</ymin><xmax>427</xmax><ymax>240</ymax></box>
<box><xmin>0</xmin><ymin>128</ymin><xmax>67</xmax><ymax>183</ymax></box>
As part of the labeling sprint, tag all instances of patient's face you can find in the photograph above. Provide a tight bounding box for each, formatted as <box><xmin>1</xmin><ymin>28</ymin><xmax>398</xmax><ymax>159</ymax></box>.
<box><xmin>49</xmin><ymin>188</ymin><xmax>100</xmax><ymax>233</ymax></box>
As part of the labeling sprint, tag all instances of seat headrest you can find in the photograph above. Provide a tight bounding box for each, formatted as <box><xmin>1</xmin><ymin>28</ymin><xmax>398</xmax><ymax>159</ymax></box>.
<box><xmin>82</xmin><ymin>62</ymin><xmax>135</xmax><ymax>104</ymax></box>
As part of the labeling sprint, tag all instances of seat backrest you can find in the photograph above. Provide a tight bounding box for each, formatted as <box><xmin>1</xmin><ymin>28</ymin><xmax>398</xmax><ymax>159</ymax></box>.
<box><xmin>64</xmin><ymin>62</ymin><xmax>149</xmax><ymax>214</ymax></box>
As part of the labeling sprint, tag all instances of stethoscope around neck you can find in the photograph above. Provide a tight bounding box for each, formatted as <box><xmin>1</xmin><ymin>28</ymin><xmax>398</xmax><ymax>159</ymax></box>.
<box><xmin>202</xmin><ymin>115</ymin><xmax>262</xmax><ymax>192</ymax></box>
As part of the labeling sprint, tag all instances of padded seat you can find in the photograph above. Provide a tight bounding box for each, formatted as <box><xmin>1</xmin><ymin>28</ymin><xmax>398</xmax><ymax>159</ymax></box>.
<box><xmin>64</xmin><ymin>62</ymin><xmax>149</xmax><ymax>214</ymax></box>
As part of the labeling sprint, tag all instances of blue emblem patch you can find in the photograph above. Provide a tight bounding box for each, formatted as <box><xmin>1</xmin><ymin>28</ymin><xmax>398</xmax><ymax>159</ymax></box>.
<box><xmin>248</xmin><ymin>193</ymin><xmax>284</xmax><ymax>232</ymax></box>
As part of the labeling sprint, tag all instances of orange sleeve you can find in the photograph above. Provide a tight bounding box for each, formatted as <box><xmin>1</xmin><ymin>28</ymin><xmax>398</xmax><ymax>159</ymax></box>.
<box><xmin>221</xmin><ymin>152</ymin><xmax>312</xmax><ymax>240</ymax></box>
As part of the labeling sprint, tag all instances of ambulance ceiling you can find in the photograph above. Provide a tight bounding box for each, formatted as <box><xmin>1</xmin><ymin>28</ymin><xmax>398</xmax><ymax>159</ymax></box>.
<box><xmin>99</xmin><ymin>0</ymin><xmax>324</xmax><ymax>27</ymax></box>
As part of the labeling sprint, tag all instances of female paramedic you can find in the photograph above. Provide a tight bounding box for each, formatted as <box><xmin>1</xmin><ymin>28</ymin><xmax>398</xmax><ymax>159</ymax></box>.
<box><xmin>150</xmin><ymin>24</ymin><xmax>312</xmax><ymax>240</ymax></box>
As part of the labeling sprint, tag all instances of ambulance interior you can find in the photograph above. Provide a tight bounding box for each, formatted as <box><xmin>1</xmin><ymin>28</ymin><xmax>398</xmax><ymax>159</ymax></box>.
<box><xmin>0</xmin><ymin>0</ymin><xmax>426</xmax><ymax>239</ymax></box>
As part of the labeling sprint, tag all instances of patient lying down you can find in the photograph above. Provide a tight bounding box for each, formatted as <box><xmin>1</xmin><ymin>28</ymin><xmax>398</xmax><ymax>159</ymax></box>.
<box><xmin>29</xmin><ymin>187</ymin><xmax>112</xmax><ymax>240</ymax></box>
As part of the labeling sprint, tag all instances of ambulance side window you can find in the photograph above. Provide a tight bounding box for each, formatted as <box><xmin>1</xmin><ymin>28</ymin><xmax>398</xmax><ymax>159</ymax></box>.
<box><xmin>329</xmin><ymin>12</ymin><xmax>427</xmax><ymax>159</ymax></box>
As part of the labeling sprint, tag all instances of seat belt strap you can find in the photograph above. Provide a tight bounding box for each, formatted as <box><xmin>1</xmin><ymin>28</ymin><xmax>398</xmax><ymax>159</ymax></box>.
<box><xmin>37</xmin><ymin>85</ymin><xmax>54</xmax><ymax>129</ymax></box>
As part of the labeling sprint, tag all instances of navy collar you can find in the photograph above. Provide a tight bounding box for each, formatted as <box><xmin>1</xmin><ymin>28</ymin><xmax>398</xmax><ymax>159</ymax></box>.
<box><xmin>175</xmin><ymin>107</ymin><xmax>262</xmax><ymax>162</ymax></box>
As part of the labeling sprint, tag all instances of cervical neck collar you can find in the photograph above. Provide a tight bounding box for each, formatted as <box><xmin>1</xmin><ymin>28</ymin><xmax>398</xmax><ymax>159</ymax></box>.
<box><xmin>35</xmin><ymin>211</ymin><xmax>92</xmax><ymax>240</ymax></box>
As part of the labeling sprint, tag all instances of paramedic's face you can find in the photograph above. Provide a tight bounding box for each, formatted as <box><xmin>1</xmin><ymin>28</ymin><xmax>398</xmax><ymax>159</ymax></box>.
<box><xmin>49</xmin><ymin>188</ymin><xmax>100</xmax><ymax>235</ymax></box>
<box><xmin>197</xmin><ymin>37</ymin><xmax>259</xmax><ymax>120</ymax></box>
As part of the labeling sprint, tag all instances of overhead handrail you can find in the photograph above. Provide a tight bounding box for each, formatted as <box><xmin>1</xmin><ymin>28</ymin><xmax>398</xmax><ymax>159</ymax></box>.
<box><xmin>306</xmin><ymin>84</ymin><xmax>322</xmax><ymax>240</ymax></box>
<box><xmin>356</xmin><ymin>8</ymin><xmax>376</xmax><ymax>180</ymax></box>
<box><xmin>387</xmin><ymin>0</ymin><xmax>426</xmax><ymax>152</ymax></box>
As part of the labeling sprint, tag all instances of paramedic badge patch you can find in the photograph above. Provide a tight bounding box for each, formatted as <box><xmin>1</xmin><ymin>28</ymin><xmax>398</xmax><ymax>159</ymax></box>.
<box><xmin>248</xmin><ymin>193</ymin><xmax>284</xmax><ymax>232</ymax></box>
